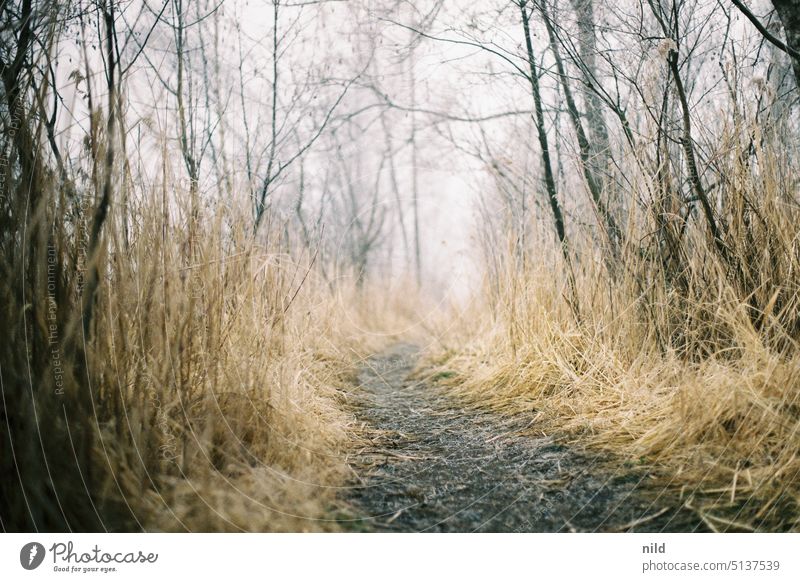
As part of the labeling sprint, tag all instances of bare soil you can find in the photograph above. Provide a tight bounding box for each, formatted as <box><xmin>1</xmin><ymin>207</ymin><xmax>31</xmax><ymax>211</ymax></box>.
<box><xmin>344</xmin><ymin>344</ymin><xmax>704</xmax><ymax>532</ymax></box>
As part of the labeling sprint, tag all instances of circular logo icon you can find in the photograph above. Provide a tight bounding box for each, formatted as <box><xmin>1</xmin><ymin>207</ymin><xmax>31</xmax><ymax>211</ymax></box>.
<box><xmin>20</xmin><ymin>542</ymin><xmax>46</xmax><ymax>570</ymax></box>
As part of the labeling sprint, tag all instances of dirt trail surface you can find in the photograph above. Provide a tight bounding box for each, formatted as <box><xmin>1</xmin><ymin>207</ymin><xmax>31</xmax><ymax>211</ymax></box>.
<box><xmin>345</xmin><ymin>344</ymin><xmax>702</xmax><ymax>532</ymax></box>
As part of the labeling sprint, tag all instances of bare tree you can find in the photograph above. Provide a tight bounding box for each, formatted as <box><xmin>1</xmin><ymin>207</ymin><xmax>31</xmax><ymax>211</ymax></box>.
<box><xmin>519</xmin><ymin>0</ymin><xmax>579</xmax><ymax>313</ymax></box>
<box><xmin>540</xmin><ymin>0</ymin><xmax>621</xmax><ymax>257</ymax></box>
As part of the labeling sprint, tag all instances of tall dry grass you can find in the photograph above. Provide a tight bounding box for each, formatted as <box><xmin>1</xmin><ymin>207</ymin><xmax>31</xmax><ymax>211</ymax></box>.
<box><xmin>429</xmin><ymin>130</ymin><xmax>800</xmax><ymax>531</ymax></box>
<box><xmin>0</xmin><ymin>161</ymin><xmax>374</xmax><ymax>530</ymax></box>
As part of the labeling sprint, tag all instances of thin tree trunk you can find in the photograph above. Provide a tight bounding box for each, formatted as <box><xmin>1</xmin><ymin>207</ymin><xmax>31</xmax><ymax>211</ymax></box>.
<box><xmin>255</xmin><ymin>0</ymin><xmax>280</xmax><ymax>232</ymax></box>
<box><xmin>667</xmin><ymin>48</ymin><xmax>729</xmax><ymax>265</ymax></box>
<box><xmin>567</xmin><ymin>0</ymin><xmax>611</xmax><ymax>166</ymax></box>
<box><xmin>409</xmin><ymin>44</ymin><xmax>422</xmax><ymax>286</ymax></box>
<box><xmin>542</xmin><ymin>4</ymin><xmax>621</xmax><ymax>256</ymax></box>
<box><xmin>381</xmin><ymin>111</ymin><xmax>410</xmax><ymax>261</ymax></box>
<box><xmin>771</xmin><ymin>0</ymin><xmax>800</xmax><ymax>88</ymax></box>
<box><xmin>519</xmin><ymin>0</ymin><xmax>580</xmax><ymax>316</ymax></box>
<box><xmin>519</xmin><ymin>0</ymin><xmax>567</xmax><ymax>251</ymax></box>
<box><xmin>82</xmin><ymin>1</ymin><xmax>117</xmax><ymax>338</ymax></box>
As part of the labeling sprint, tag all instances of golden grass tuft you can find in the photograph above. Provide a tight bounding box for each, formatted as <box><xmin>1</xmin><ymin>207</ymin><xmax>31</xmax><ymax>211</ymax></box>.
<box><xmin>428</xmin><ymin>140</ymin><xmax>800</xmax><ymax>532</ymax></box>
<box><xmin>93</xmin><ymin>202</ymin><xmax>370</xmax><ymax>531</ymax></box>
<box><xmin>1</xmin><ymin>175</ymin><xmax>379</xmax><ymax>530</ymax></box>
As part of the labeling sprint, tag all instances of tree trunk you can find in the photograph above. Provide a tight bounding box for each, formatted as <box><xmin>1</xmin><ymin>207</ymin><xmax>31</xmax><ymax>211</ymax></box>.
<box><xmin>568</xmin><ymin>0</ymin><xmax>610</xmax><ymax>167</ymax></box>
<box><xmin>519</xmin><ymin>0</ymin><xmax>580</xmax><ymax>317</ymax></box>
<box><xmin>519</xmin><ymin>0</ymin><xmax>567</xmax><ymax>252</ymax></box>
<box><xmin>542</xmin><ymin>4</ymin><xmax>620</xmax><ymax>256</ymax></box>
<box><xmin>772</xmin><ymin>0</ymin><xmax>800</xmax><ymax>88</ymax></box>
<box><xmin>409</xmin><ymin>43</ymin><xmax>422</xmax><ymax>287</ymax></box>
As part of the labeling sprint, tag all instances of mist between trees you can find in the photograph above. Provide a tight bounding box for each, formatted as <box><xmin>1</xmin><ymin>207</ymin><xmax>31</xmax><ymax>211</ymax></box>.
<box><xmin>2</xmin><ymin>0</ymin><xmax>800</xmax><ymax>532</ymax></box>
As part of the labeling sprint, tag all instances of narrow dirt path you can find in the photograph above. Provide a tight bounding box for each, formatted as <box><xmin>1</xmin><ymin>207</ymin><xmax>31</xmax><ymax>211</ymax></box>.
<box><xmin>345</xmin><ymin>344</ymin><xmax>702</xmax><ymax>532</ymax></box>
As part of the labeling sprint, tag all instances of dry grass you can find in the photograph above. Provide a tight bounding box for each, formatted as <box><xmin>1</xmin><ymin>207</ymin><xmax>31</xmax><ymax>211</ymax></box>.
<box><xmin>1</xmin><ymin>180</ymin><xmax>381</xmax><ymax>530</ymax></box>
<box><xmin>0</xmin><ymin>107</ymin><xmax>431</xmax><ymax>531</ymax></box>
<box><xmin>108</xmin><ymin>210</ymin><xmax>386</xmax><ymax>532</ymax></box>
<box><xmin>427</xmin><ymin>138</ymin><xmax>800</xmax><ymax>532</ymax></box>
